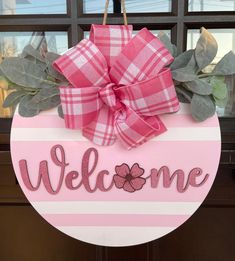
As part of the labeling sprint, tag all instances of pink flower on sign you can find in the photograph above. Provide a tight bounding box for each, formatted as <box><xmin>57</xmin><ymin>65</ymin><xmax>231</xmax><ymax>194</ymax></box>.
<box><xmin>113</xmin><ymin>163</ymin><xmax>146</xmax><ymax>193</ymax></box>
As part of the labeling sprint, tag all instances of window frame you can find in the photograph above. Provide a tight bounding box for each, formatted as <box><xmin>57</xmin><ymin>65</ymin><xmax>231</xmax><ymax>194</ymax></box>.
<box><xmin>0</xmin><ymin>0</ymin><xmax>235</xmax><ymax>135</ymax></box>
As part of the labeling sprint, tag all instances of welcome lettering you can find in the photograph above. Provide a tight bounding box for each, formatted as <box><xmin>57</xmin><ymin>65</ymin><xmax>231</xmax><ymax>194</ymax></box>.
<box><xmin>19</xmin><ymin>145</ymin><xmax>209</xmax><ymax>194</ymax></box>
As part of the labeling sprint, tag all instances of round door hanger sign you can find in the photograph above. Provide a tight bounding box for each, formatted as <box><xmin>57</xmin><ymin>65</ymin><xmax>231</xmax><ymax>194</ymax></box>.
<box><xmin>11</xmin><ymin>103</ymin><xmax>221</xmax><ymax>246</ymax></box>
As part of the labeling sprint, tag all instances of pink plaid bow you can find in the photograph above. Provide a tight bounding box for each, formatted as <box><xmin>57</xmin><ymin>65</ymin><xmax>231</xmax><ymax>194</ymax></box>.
<box><xmin>53</xmin><ymin>25</ymin><xmax>180</xmax><ymax>149</ymax></box>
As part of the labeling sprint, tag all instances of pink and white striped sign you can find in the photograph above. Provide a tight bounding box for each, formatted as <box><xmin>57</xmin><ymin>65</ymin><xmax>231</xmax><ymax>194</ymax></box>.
<box><xmin>10</xmin><ymin>103</ymin><xmax>221</xmax><ymax>246</ymax></box>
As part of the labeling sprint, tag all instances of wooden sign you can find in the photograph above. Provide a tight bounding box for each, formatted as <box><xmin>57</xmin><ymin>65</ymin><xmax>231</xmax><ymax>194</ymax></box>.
<box><xmin>11</xmin><ymin>103</ymin><xmax>221</xmax><ymax>246</ymax></box>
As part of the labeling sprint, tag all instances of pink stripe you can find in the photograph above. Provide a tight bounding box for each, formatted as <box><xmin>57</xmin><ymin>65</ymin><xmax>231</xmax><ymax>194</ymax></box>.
<box><xmin>12</xmin><ymin>114</ymin><xmax>218</xmax><ymax>128</ymax></box>
<box><xmin>43</xmin><ymin>214</ymin><xmax>188</xmax><ymax>227</ymax></box>
<box><xmin>11</xmin><ymin>140</ymin><xmax>220</xmax><ymax>202</ymax></box>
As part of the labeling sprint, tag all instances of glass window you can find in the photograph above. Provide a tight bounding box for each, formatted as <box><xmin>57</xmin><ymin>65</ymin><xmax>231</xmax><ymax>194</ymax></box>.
<box><xmin>0</xmin><ymin>31</ymin><xmax>68</xmax><ymax>57</ymax></box>
<box><xmin>187</xmin><ymin>28</ymin><xmax>235</xmax><ymax>117</ymax></box>
<box><xmin>188</xmin><ymin>0</ymin><xmax>235</xmax><ymax>12</ymax></box>
<box><xmin>0</xmin><ymin>31</ymin><xmax>68</xmax><ymax>118</ymax></box>
<box><xmin>83</xmin><ymin>0</ymin><xmax>172</xmax><ymax>14</ymax></box>
<box><xmin>0</xmin><ymin>0</ymin><xmax>67</xmax><ymax>15</ymax></box>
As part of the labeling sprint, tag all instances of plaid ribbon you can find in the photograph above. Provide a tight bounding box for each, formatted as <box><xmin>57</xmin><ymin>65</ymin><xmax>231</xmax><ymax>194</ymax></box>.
<box><xmin>53</xmin><ymin>25</ymin><xmax>180</xmax><ymax>149</ymax></box>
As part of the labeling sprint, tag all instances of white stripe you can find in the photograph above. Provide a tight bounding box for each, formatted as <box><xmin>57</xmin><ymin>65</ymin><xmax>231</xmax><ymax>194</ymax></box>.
<box><xmin>56</xmin><ymin>226</ymin><xmax>175</xmax><ymax>246</ymax></box>
<box><xmin>11</xmin><ymin>127</ymin><xmax>221</xmax><ymax>141</ymax></box>
<box><xmin>32</xmin><ymin>201</ymin><xmax>201</xmax><ymax>215</ymax></box>
<box><xmin>13</xmin><ymin>103</ymin><xmax>192</xmax><ymax>116</ymax></box>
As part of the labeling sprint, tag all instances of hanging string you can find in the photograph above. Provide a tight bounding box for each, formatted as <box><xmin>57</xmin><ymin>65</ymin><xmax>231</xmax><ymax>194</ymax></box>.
<box><xmin>121</xmin><ymin>0</ymin><xmax>128</xmax><ymax>25</ymax></box>
<box><xmin>103</xmin><ymin>0</ymin><xmax>128</xmax><ymax>25</ymax></box>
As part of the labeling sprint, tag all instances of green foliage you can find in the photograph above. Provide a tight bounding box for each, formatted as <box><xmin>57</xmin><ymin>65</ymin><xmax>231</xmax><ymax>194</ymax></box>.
<box><xmin>175</xmin><ymin>86</ymin><xmax>192</xmax><ymax>103</ymax></box>
<box><xmin>17</xmin><ymin>87</ymin><xmax>60</xmax><ymax>117</ymax></box>
<box><xmin>212</xmin><ymin>51</ymin><xmax>235</xmax><ymax>76</ymax></box>
<box><xmin>191</xmin><ymin>94</ymin><xmax>216</xmax><ymax>122</ymax></box>
<box><xmin>158</xmin><ymin>32</ymin><xmax>178</xmax><ymax>57</ymax></box>
<box><xmin>21</xmin><ymin>44</ymin><xmax>46</xmax><ymax>63</ymax></box>
<box><xmin>211</xmin><ymin>76</ymin><xmax>227</xmax><ymax>99</ymax></box>
<box><xmin>170</xmin><ymin>49</ymin><xmax>194</xmax><ymax>71</ymax></box>
<box><xmin>210</xmin><ymin>76</ymin><xmax>228</xmax><ymax>108</ymax></box>
<box><xmin>3</xmin><ymin>91</ymin><xmax>26</xmax><ymax>108</ymax></box>
<box><xmin>0</xmin><ymin>57</ymin><xmax>55</xmax><ymax>89</ymax></box>
<box><xmin>160</xmin><ymin>28</ymin><xmax>233</xmax><ymax>121</ymax></box>
<box><xmin>0</xmin><ymin>45</ymin><xmax>68</xmax><ymax>117</ymax></box>
<box><xmin>1</xmin><ymin>29</ymin><xmax>234</xmax><ymax>122</ymax></box>
<box><xmin>45</xmin><ymin>52</ymin><xmax>68</xmax><ymax>82</ymax></box>
<box><xmin>184</xmin><ymin>78</ymin><xmax>213</xmax><ymax>95</ymax></box>
<box><xmin>18</xmin><ymin>94</ymin><xmax>40</xmax><ymax>117</ymax></box>
<box><xmin>57</xmin><ymin>105</ymin><xmax>64</xmax><ymax>119</ymax></box>
<box><xmin>195</xmin><ymin>27</ymin><xmax>218</xmax><ymax>71</ymax></box>
<box><xmin>172</xmin><ymin>69</ymin><xmax>197</xmax><ymax>82</ymax></box>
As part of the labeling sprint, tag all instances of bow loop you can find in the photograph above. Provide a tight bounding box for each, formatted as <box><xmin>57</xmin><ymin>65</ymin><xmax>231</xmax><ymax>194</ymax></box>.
<box><xmin>115</xmin><ymin>68</ymin><xmax>179</xmax><ymax>117</ymax></box>
<box><xmin>59</xmin><ymin>86</ymin><xmax>103</xmax><ymax>129</ymax></box>
<box><xmin>109</xmin><ymin>28</ymin><xmax>174</xmax><ymax>86</ymax></box>
<box><xmin>54</xmin><ymin>39</ymin><xmax>110</xmax><ymax>88</ymax></box>
<box><xmin>90</xmin><ymin>24</ymin><xmax>133</xmax><ymax>68</ymax></box>
<box><xmin>114</xmin><ymin>107</ymin><xmax>166</xmax><ymax>149</ymax></box>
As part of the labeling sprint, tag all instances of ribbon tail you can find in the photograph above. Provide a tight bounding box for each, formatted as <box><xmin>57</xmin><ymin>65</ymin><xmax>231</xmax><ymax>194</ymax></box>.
<box><xmin>115</xmin><ymin>108</ymin><xmax>167</xmax><ymax>150</ymax></box>
<box><xmin>83</xmin><ymin>106</ymin><xmax>117</xmax><ymax>146</ymax></box>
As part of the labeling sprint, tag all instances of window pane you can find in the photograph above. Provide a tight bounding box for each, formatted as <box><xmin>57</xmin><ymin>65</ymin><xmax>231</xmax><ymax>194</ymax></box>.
<box><xmin>84</xmin><ymin>0</ymin><xmax>171</xmax><ymax>13</ymax></box>
<box><xmin>0</xmin><ymin>31</ymin><xmax>68</xmax><ymax>56</ymax></box>
<box><xmin>188</xmin><ymin>0</ymin><xmax>235</xmax><ymax>12</ymax></box>
<box><xmin>187</xmin><ymin>28</ymin><xmax>235</xmax><ymax>117</ymax></box>
<box><xmin>0</xmin><ymin>0</ymin><xmax>67</xmax><ymax>15</ymax></box>
<box><xmin>0</xmin><ymin>31</ymin><xmax>68</xmax><ymax>118</ymax></box>
<box><xmin>84</xmin><ymin>29</ymin><xmax>171</xmax><ymax>39</ymax></box>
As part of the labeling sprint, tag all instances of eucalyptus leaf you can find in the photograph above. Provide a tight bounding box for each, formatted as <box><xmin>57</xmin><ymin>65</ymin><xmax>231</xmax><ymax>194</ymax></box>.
<box><xmin>158</xmin><ymin>31</ymin><xmax>175</xmax><ymax>56</ymax></box>
<box><xmin>3</xmin><ymin>91</ymin><xmax>26</xmax><ymax>108</ymax></box>
<box><xmin>191</xmin><ymin>94</ymin><xmax>216</xmax><ymax>121</ymax></box>
<box><xmin>30</xmin><ymin>87</ymin><xmax>59</xmax><ymax>104</ymax></box>
<box><xmin>36</xmin><ymin>95</ymin><xmax>61</xmax><ymax>111</ymax></box>
<box><xmin>214</xmin><ymin>95</ymin><xmax>228</xmax><ymax>108</ymax></box>
<box><xmin>23</xmin><ymin>55</ymin><xmax>37</xmax><ymax>63</ymax></box>
<box><xmin>45</xmin><ymin>52</ymin><xmax>67</xmax><ymax>82</ymax></box>
<box><xmin>18</xmin><ymin>94</ymin><xmax>40</xmax><ymax>117</ymax></box>
<box><xmin>18</xmin><ymin>91</ymin><xmax>60</xmax><ymax>117</ymax></box>
<box><xmin>58</xmin><ymin>105</ymin><xmax>64</xmax><ymax>119</ymax></box>
<box><xmin>26</xmin><ymin>87</ymin><xmax>61</xmax><ymax>112</ymax></box>
<box><xmin>172</xmin><ymin>68</ymin><xmax>197</xmax><ymax>82</ymax></box>
<box><xmin>47</xmin><ymin>68</ymin><xmax>67</xmax><ymax>82</ymax></box>
<box><xmin>7</xmin><ymin>82</ymin><xmax>38</xmax><ymax>93</ymax></box>
<box><xmin>175</xmin><ymin>86</ymin><xmax>193</xmax><ymax>103</ymax></box>
<box><xmin>195</xmin><ymin>27</ymin><xmax>218</xmax><ymax>70</ymax></box>
<box><xmin>210</xmin><ymin>76</ymin><xmax>227</xmax><ymax>100</ymax></box>
<box><xmin>171</xmin><ymin>49</ymin><xmax>199</xmax><ymax>75</ymax></box>
<box><xmin>46</xmin><ymin>52</ymin><xmax>61</xmax><ymax>63</ymax></box>
<box><xmin>21</xmin><ymin>44</ymin><xmax>45</xmax><ymax>63</ymax></box>
<box><xmin>176</xmin><ymin>92</ymin><xmax>190</xmax><ymax>103</ymax></box>
<box><xmin>185</xmin><ymin>78</ymin><xmax>213</xmax><ymax>95</ymax></box>
<box><xmin>21</xmin><ymin>45</ymin><xmax>47</xmax><ymax>70</ymax></box>
<box><xmin>0</xmin><ymin>57</ymin><xmax>56</xmax><ymax>89</ymax></box>
<box><xmin>170</xmin><ymin>49</ymin><xmax>194</xmax><ymax>71</ymax></box>
<box><xmin>187</xmin><ymin>53</ymin><xmax>200</xmax><ymax>73</ymax></box>
<box><xmin>212</xmin><ymin>51</ymin><xmax>235</xmax><ymax>76</ymax></box>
